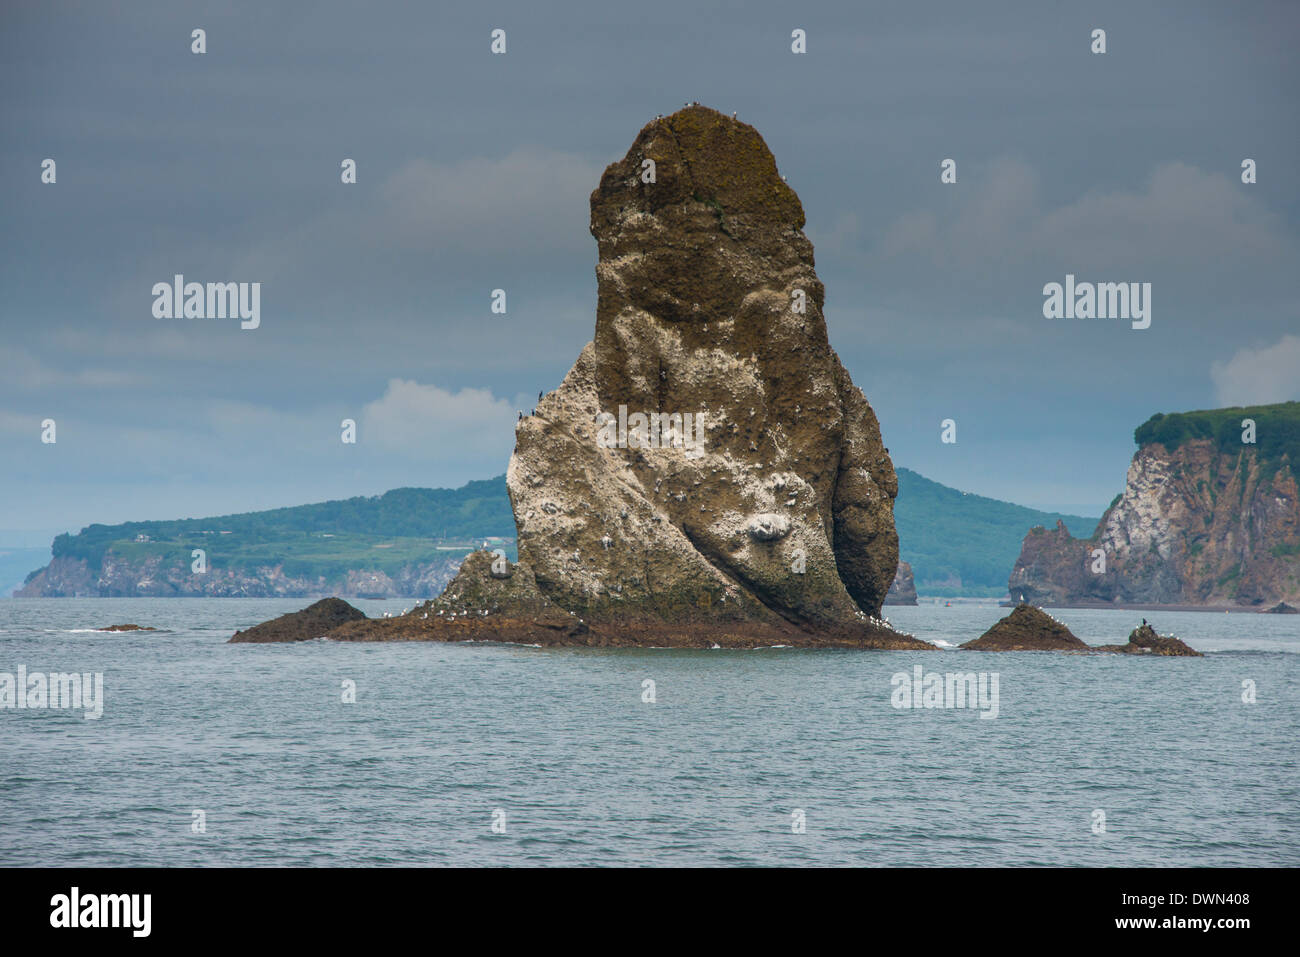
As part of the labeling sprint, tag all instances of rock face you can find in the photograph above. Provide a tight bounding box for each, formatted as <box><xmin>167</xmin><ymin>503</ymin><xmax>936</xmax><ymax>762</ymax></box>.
<box><xmin>229</xmin><ymin>551</ymin><xmax>927</xmax><ymax>649</ymax></box>
<box><xmin>16</xmin><ymin>553</ymin><xmax>466</xmax><ymax>599</ymax></box>
<box><xmin>1009</xmin><ymin>403</ymin><xmax>1300</xmax><ymax>607</ymax></box>
<box><xmin>508</xmin><ymin>105</ymin><xmax>902</xmax><ymax>636</ymax></box>
<box><xmin>229</xmin><ymin>597</ymin><xmax>368</xmax><ymax>644</ymax></box>
<box><xmin>961</xmin><ymin>604</ymin><xmax>1089</xmax><ymax>652</ymax></box>
<box><xmin>1095</xmin><ymin>623</ymin><xmax>1201</xmax><ymax>657</ymax></box>
<box><xmin>884</xmin><ymin>561</ymin><xmax>918</xmax><ymax>605</ymax></box>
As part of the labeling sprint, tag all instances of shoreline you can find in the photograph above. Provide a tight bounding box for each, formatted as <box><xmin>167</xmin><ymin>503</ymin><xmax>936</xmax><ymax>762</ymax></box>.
<box><xmin>998</xmin><ymin>600</ymin><xmax>1285</xmax><ymax>614</ymax></box>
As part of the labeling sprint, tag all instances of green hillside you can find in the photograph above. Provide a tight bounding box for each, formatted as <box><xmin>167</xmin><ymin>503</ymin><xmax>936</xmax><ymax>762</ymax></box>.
<box><xmin>28</xmin><ymin>470</ymin><xmax>1096</xmax><ymax>598</ymax></box>
<box><xmin>893</xmin><ymin>468</ymin><xmax>1098</xmax><ymax>597</ymax></box>
<box><xmin>41</xmin><ymin>478</ymin><xmax>517</xmax><ymax>583</ymax></box>
<box><xmin>1135</xmin><ymin>401</ymin><xmax>1299</xmax><ymax>478</ymax></box>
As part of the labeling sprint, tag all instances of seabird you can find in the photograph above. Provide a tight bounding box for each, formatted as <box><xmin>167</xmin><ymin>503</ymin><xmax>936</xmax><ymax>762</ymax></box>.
<box><xmin>732</xmin><ymin>111</ymin><xmax>737</xmax><ymax>119</ymax></box>
<box><xmin>517</xmin><ymin>411</ymin><xmax>523</xmax><ymax>420</ymax></box>
<box><xmin>538</xmin><ymin>390</ymin><xmax>543</xmax><ymax>401</ymax></box>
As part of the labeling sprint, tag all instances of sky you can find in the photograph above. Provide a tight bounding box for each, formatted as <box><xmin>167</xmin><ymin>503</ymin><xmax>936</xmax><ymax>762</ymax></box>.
<box><xmin>2</xmin><ymin>0</ymin><xmax>1298</xmax><ymax>548</ymax></box>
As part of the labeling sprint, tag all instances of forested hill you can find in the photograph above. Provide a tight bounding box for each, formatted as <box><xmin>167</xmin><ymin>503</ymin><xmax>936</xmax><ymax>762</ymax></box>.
<box><xmin>47</xmin><ymin>477</ymin><xmax>515</xmax><ymax>570</ymax></box>
<box><xmin>894</xmin><ymin>468</ymin><xmax>1099</xmax><ymax>596</ymax></box>
<box><xmin>23</xmin><ymin>471</ymin><xmax>1097</xmax><ymax>598</ymax></box>
<box><xmin>1134</xmin><ymin>401</ymin><xmax>1300</xmax><ymax>470</ymax></box>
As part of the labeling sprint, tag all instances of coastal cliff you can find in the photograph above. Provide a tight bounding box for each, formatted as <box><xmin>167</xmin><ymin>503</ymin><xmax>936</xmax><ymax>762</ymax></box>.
<box><xmin>1009</xmin><ymin>403</ymin><xmax>1300</xmax><ymax>607</ymax></box>
<box><xmin>15</xmin><ymin>553</ymin><xmax>465</xmax><ymax>599</ymax></box>
<box><xmin>13</xmin><ymin>479</ymin><xmax>513</xmax><ymax>598</ymax></box>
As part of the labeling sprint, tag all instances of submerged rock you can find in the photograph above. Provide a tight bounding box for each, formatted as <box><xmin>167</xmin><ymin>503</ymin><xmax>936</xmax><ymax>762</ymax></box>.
<box><xmin>229</xmin><ymin>597</ymin><xmax>367</xmax><ymax>643</ymax></box>
<box><xmin>1095</xmin><ymin>623</ymin><xmax>1202</xmax><ymax>656</ymax></box>
<box><xmin>96</xmin><ymin>623</ymin><xmax>158</xmax><ymax>632</ymax></box>
<box><xmin>961</xmin><ymin>603</ymin><xmax>1089</xmax><ymax>651</ymax></box>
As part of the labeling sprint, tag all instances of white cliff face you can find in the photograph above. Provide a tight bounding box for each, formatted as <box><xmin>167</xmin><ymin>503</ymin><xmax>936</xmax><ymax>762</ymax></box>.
<box><xmin>1011</xmin><ymin>431</ymin><xmax>1300</xmax><ymax>606</ymax></box>
<box><xmin>1099</xmin><ymin>449</ymin><xmax>1181</xmax><ymax>562</ymax></box>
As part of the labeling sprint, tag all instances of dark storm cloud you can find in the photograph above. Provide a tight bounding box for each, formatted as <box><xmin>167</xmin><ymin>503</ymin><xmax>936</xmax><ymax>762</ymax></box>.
<box><xmin>1</xmin><ymin>0</ymin><xmax>1296</xmax><ymax>540</ymax></box>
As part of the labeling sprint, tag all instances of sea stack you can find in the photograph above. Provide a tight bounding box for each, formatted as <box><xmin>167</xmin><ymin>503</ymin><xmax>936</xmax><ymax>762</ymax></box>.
<box><xmin>231</xmin><ymin>105</ymin><xmax>927</xmax><ymax>649</ymax></box>
<box><xmin>884</xmin><ymin>561</ymin><xmax>918</xmax><ymax>605</ymax></box>
<box><xmin>508</xmin><ymin>105</ymin><xmax>905</xmax><ymax>636</ymax></box>
<box><xmin>961</xmin><ymin>603</ymin><xmax>1089</xmax><ymax>651</ymax></box>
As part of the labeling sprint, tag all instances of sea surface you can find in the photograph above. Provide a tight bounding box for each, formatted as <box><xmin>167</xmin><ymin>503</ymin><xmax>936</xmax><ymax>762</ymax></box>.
<box><xmin>1</xmin><ymin>598</ymin><xmax>1296</xmax><ymax>867</ymax></box>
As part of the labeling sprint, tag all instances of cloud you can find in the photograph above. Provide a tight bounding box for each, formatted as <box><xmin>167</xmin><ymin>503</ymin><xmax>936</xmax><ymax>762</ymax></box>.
<box><xmin>0</xmin><ymin>346</ymin><xmax>137</xmax><ymax>390</ymax></box>
<box><xmin>1210</xmin><ymin>335</ymin><xmax>1300</xmax><ymax>407</ymax></box>
<box><xmin>1034</xmin><ymin>162</ymin><xmax>1291</xmax><ymax>270</ymax></box>
<box><xmin>230</xmin><ymin>146</ymin><xmax>603</xmax><ymax>287</ymax></box>
<box><xmin>378</xmin><ymin>148</ymin><xmax>603</xmax><ymax>257</ymax></box>
<box><xmin>867</xmin><ymin>159</ymin><xmax>1297</xmax><ymax>301</ymax></box>
<box><xmin>360</xmin><ymin>378</ymin><xmax>517</xmax><ymax>459</ymax></box>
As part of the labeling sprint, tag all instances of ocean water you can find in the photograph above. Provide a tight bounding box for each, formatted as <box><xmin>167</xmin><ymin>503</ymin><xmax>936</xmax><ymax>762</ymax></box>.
<box><xmin>1</xmin><ymin>597</ymin><xmax>1296</xmax><ymax>867</ymax></box>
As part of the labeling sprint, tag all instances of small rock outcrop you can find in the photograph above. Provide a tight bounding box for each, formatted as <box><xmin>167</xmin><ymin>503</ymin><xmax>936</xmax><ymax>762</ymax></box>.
<box><xmin>884</xmin><ymin>561</ymin><xmax>918</xmax><ymax>605</ymax></box>
<box><xmin>961</xmin><ymin>604</ymin><xmax>1089</xmax><ymax>651</ymax></box>
<box><xmin>507</xmin><ymin>105</ymin><xmax>906</xmax><ymax>642</ymax></box>
<box><xmin>229</xmin><ymin>552</ymin><xmax>926</xmax><ymax>649</ymax></box>
<box><xmin>96</xmin><ymin>624</ymin><xmax>158</xmax><ymax>632</ymax></box>
<box><xmin>230</xmin><ymin>597</ymin><xmax>368</xmax><ymax>644</ymax></box>
<box><xmin>1264</xmin><ymin>601</ymin><xmax>1299</xmax><ymax>614</ymax></box>
<box><xmin>1095</xmin><ymin>623</ymin><xmax>1202</xmax><ymax>656</ymax></box>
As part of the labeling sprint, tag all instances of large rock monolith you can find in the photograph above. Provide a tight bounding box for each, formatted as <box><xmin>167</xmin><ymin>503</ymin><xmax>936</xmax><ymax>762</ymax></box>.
<box><xmin>508</xmin><ymin>105</ymin><xmax>903</xmax><ymax>637</ymax></box>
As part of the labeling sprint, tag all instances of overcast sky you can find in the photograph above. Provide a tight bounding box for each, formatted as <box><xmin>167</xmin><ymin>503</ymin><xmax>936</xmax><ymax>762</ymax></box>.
<box><xmin>2</xmin><ymin>0</ymin><xmax>1297</xmax><ymax>547</ymax></box>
